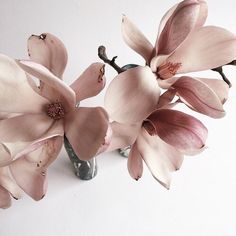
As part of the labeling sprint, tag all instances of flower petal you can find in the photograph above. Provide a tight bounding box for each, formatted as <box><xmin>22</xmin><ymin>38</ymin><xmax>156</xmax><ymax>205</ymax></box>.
<box><xmin>104</xmin><ymin>66</ymin><xmax>160</xmax><ymax>124</ymax></box>
<box><xmin>0</xmin><ymin>54</ymin><xmax>48</xmax><ymax>114</ymax></box>
<box><xmin>65</xmin><ymin>107</ymin><xmax>109</xmax><ymax>160</ymax></box>
<box><xmin>157</xmin><ymin>0</ymin><xmax>201</xmax><ymax>55</ymax></box>
<box><xmin>0</xmin><ymin>114</ymin><xmax>64</xmax><ymax>165</ymax></box>
<box><xmin>172</xmin><ymin>76</ymin><xmax>225</xmax><ymax>118</ymax></box>
<box><xmin>143</xmin><ymin>109</ymin><xmax>208</xmax><ymax>153</ymax></box>
<box><xmin>9</xmin><ymin>136</ymin><xmax>63</xmax><ymax>201</ymax></box>
<box><xmin>0</xmin><ymin>186</ymin><xmax>11</xmax><ymax>209</ymax></box>
<box><xmin>136</xmin><ymin>128</ymin><xmax>184</xmax><ymax>189</ymax></box>
<box><xmin>70</xmin><ymin>63</ymin><xmax>106</xmax><ymax>102</ymax></box>
<box><xmin>105</xmin><ymin>122</ymin><xmax>141</xmax><ymax>152</ymax></box>
<box><xmin>121</xmin><ymin>15</ymin><xmax>154</xmax><ymax>63</ymax></box>
<box><xmin>127</xmin><ymin>142</ymin><xmax>143</xmax><ymax>180</ymax></box>
<box><xmin>167</xmin><ymin>26</ymin><xmax>236</xmax><ymax>73</ymax></box>
<box><xmin>195</xmin><ymin>78</ymin><xmax>229</xmax><ymax>104</ymax></box>
<box><xmin>0</xmin><ymin>167</ymin><xmax>22</xmax><ymax>200</ymax></box>
<box><xmin>156</xmin><ymin>88</ymin><xmax>176</xmax><ymax>108</ymax></box>
<box><xmin>17</xmin><ymin>60</ymin><xmax>76</xmax><ymax>110</ymax></box>
<box><xmin>28</xmin><ymin>33</ymin><xmax>68</xmax><ymax>78</ymax></box>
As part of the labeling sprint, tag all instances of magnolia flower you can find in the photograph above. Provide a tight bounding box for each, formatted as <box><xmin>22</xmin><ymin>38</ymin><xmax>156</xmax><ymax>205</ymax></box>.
<box><xmin>0</xmin><ymin>33</ymin><xmax>109</xmax><ymax>208</ymax></box>
<box><xmin>105</xmin><ymin>0</ymin><xmax>236</xmax><ymax>124</ymax></box>
<box><xmin>103</xmin><ymin>90</ymin><xmax>210</xmax><ymax>188</ymax></box>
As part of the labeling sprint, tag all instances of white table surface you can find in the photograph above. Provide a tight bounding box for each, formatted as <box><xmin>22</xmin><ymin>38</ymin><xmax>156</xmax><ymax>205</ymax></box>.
<box><xmin>0</xmin><ymin>0</ymin><xmax>236</xmax><ymax>235</ymax></box>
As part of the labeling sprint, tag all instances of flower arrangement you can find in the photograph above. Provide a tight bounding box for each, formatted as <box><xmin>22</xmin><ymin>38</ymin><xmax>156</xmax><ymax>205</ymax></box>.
<box><xmin>0</xmin><ymin>0</ymin><xmax>236</xmax><ymax>209</ymax></box>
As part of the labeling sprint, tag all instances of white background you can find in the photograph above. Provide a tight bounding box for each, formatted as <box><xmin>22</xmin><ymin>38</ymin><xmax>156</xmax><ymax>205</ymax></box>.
<box><xmin>0</xmin><ymin>0</ymin><xmax>236</xmax><ymax>235</ymax></box>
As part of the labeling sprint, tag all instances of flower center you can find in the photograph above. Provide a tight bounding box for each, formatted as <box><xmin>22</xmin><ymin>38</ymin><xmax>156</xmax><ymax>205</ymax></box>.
<box><xmin>46</xmin><ymin>102</ymin><xmax>65</xmax><ymax>120</ymax></box>
<box><xmin>157</xmin><ymin>62</ymin><xmax>181</xmax><ymax>80</ymax></box>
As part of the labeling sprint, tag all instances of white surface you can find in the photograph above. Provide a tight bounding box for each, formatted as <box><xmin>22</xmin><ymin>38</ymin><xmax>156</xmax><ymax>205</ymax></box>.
<box><xmin>1</xmin><ymin>0</ymin><xmax>236</xmax><ymax>235</ymax></box>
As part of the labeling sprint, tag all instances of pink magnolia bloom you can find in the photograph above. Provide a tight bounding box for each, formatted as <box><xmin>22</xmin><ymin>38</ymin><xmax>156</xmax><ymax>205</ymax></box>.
<box><xmin>105</xmin><ymin>0</ymin><xmax>236</xmax><ymax>124</ymax></box>
<box><xmin>104</xmin><ymin>92</ymin><xmax>210</xmax><ymax>188</ymax></box>
<box><xmin>0</xmin><ymin>33</ymin><xmax>109</xmax><ymax>208</ymax></box>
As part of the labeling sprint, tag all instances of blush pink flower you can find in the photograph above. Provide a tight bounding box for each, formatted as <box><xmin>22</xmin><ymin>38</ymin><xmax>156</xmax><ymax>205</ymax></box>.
<box><xmin>104</xmin><ymin>83</ymin><xmax>212</xmax><ymax>188</ymax></box>
<box><xmin>105</xmin><ymin>0</ymin><xmax>236</xmax><ymax>124</ymax></box>
<box><xmin>0</xmin><ymin>33</ymin><xmax>109</xmax><ymax>208</ymax></box>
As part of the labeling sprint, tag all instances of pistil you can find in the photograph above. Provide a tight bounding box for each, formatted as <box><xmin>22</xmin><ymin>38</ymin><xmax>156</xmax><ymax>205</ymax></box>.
<box><xmin>46</xmin><ymin>102</ymin><xmax>65</xmax><ymax>120</ymax></box>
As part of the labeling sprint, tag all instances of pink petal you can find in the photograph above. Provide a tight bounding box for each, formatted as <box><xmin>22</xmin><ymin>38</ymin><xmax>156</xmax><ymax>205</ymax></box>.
<box><xmin>156</xmin><ymin>88</ymin><xmax>176</xmax><ymax>108</ymax></box>
<box><xmin>196</xmin><ymin>78</ymin><xmax>229</xmax><ymax>104</ymax></box>
<box><xmin>121</xmin><ymin>15</ymin><xmax>154</xmax><ymax>63</ymax></box>
<box><xmin>17</xmin><ymin>60</ymin><xmax>76</xmax><ymax>110</ymax></box>
<box><xmin>127</xmin><ymin>142</ymin><xmax>143</xmax><ymax>180</ymax></box>
<box><xmin>28</xmin><ymin>33</ymin><xmax>68</xmax><ymax>78</ymax></box>
<box><xmin>70</xmin><ymin>63</ymin><xmax>106</xmax><ymax>102</ymax></box>
<box><xmin>195</xmin><ymin>0</ymin><xmax>208</xmax><ymax>28</ymax></box>
<box><xmin>10</xmin><ymin>136</ymin><xmax>63</xmax><ymax>201</ymax></box>
<box><xmin>172</xmin><ymin>76</ymin><xmax>225</xmax><ymax>118</ymax></box>
<box><xmin>0</xmin><ymin>54</ymin><xmax>49</xmax><ymax>114</ymax></box>
<box><xmin>105</xmin><ymin>122</ymin><xmax>141</xmax><ymax>152</ymax></box>
<box><xmin>157</xmin><ymin>0</ymin><xmax>201</xmax><ymax>55</ymax></box>
<box><xmin>143</xmin><ymin>109</ymin><xmax>208</xmax><ymax>153</ymax></box>
<box><xmin>104</xmin><ymin>66</ymin><xmax>160</xmax><ymax>124</ymax></box>
<box><xmin>0</xmin><ymin>114</ymin><xmax>64</xmax><ymax>165</ymax></box>
<box><xmin>136</xmin><ymin>128</ymin><xmax>184</xmax><ymax>189</ymax></box>
<box><xmin>0</xmin><ymin>186</ymin><xmax>11</xmax><ymax>209</ymax></box>
<box><xmin>65</xmin><ymin>107</ymin><xmax>109</xmax><ymax>160</ymax></box>
<box><xmin>167</xmin><ymin>26</ymin><xmax>236</xmax><ymax>73</ymax></box>
<box><xmin>0</xmin><ymin>167</ymin><xmax>22</xmax><ymax>200</ymax></box>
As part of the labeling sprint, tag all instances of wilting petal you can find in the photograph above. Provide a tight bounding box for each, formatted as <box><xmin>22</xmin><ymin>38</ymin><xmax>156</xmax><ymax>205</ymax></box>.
<box><xmin>65</xmin><ymin>107</ymin><xmax>109</xmax><ymax>160</ymax></box>
<box><xmin>172</xmin><ymin>76</ymin><xmax>225</xmax><ymax>118</ymax></box>
<box><xmin>105</xmin><ymin>122</ymin><xmax>141</xmax><ymax>152</ymax></box>
<box><xmin>105</xmin><ymin>66</ymin><xmax>160</xmax><ymax>124</ymax></box>
<box><xmin>122</xmin><ymin>15</ymin><xmax>154</xmax><ymax>63</ymax></box>
<box><xmin>28</xmin><ymin>33</ymin><xmax>68</xmax><ymax>78</ymax></box>
<box><xmin>0</xmin><ymin>186</ymin><xmax>11</xmax><ymax>209</ymax></box>
<box><xmin>0</xmin><ymin>54</ymin><xmax>48</xmax><ymax>114</ymax></box>
<box><xmin>127</xmin><ymin>142</ymin><xmax>143</xmax><ymax>180</ymax></box>
<box><xmin>17</xmin><ymin>60</ymin><xmax>76</xmax><ymax>110</ymax></box>
<box><xmin>70</xmin><ymin>63</ymin><xmax>106</xmax><ymax>102</ymax></box>
<box><xmin>0</xmin><ymin>167</ymin><xmax>22</xmax><ymax>200</ymax></box>
<box><xmin>167</xmin><ymin>26</ymin><xmax>236</xmax><ymax>73</ymax></box>
<box><xmin>157</xmin><ymin>0</ymin><xmax>201</xmax><ymax>55</ymax></box>
<box><xmin>143</xmin><ymin>109</ymin><xmax>208</xmax><ymax>153</ymax></box>
<box><xmin>196</xmin><ymin>78</ymin><xmax>229</xmax><ymax>104</ymax></box>
<box><xmin>136</xmin><ymin>128</ymin><xmax>184</xmax><ymax>189</ymax></box>
<box><xmin>0</xmin><ymin>115</ymin><xmax>63</xmax><ymax>165</ymax></box>
<box><xmin>10</xmin><ymin>136</ymin><xmax>62</xmax><ymax>201</ymax></box>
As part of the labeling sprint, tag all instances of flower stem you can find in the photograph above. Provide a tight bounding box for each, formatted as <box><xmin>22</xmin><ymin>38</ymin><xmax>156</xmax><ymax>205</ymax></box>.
<box><xmin>98</xmin><ymin>46</ymin><xmax>125</xmax><ymax>74</ymax></box>
<box><xmin>212</xmin><ymin>66</ymin><xmax>232</xmax><ymax>88</ymax></box>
